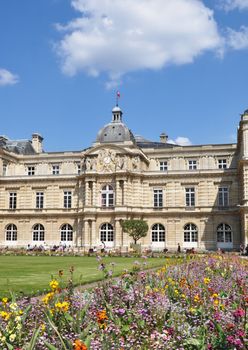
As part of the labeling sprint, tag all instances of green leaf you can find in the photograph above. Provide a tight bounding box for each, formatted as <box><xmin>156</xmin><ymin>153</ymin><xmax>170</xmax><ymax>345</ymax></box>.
<box><xmin>45</xmin><ymin>312</ymin><xmax>69</xmax><ymax>350</ymax></box>
<box><xmin>6</xmin><ymin>343</ymin><xmax>14</xmax><ymax>350</ymax></box>
<box><xmin>44</xmin><ymin>342</ymin><xmax>58</xmax><ymax>350</ymax></box>
<box><xmin>27</xmin><ymin>326</ymin><xmax>40</xmax><ymax>350</ymax></box>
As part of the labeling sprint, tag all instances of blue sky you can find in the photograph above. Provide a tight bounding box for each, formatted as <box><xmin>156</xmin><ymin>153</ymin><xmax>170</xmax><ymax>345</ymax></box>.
<box><xmin>0</xmin><ymin>0</ymin><xmax>248</xmax><ymax>151</ymax></box>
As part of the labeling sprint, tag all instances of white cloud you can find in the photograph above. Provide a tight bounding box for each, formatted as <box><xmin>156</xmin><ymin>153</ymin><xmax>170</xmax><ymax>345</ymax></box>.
<box><xmin>219</xmin><ymin>0</ymin><xmax>248</xmax><ymax>10</ymax></box>
<box><xmin>168</xmin><ymin>137</ymin><xmax>192</xmax><ymax>146</ymax></box>
<box><xmin>226</xmin><ymin>26</ymin><xmax>248</xmax><ymax>49</ymax></box>
<box><xmin>0</xmin><ymin>68</ymin><xmax>19</xmax><ymax>86</ymax></box>
<box><xmin>55</xmin><ymin>0</ymin><xmax>221</xmax><ymax>86</ymax></box>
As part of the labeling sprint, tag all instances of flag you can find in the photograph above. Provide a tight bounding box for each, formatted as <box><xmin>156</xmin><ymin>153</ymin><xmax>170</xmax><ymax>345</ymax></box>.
<box><xmin>117</xmin><ymin>91</ymin><xmax>120</xmax><ymax>98</ymax></box>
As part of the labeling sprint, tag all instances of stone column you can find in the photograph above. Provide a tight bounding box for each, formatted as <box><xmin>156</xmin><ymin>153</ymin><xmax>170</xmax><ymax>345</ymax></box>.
<box><xmin>115</xmin><ymin>219</ymin><xmax>123</xmax><ymax>249</ymax></box>
<box><xmin>91</xmin><ymin>220</ymin><xmax>97</xmax><ymax>247</ymax></box>
<box><xmin>84</xmin><ymin>220</ymin><xmax>90</xmax><ymax>248</ymax></box>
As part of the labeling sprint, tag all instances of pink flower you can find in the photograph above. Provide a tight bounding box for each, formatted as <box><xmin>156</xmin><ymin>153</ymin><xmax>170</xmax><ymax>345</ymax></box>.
<box><xmin>233</xmin><ymin>308</ymin><xmax>245</xmax><ymax>318</ymax></box>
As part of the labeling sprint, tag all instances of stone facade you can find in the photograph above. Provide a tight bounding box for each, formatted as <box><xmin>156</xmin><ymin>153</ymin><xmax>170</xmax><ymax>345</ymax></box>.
<box><xmin>1</xmin><ymin>106</ymin><xmax>248</xmax><ymax>251</ymax></box>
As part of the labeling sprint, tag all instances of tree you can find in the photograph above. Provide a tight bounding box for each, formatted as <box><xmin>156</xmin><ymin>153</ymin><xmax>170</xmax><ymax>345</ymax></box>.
<box><xmin>121</xmin><ymin>219</ymin><xmax>148</xmax><ymax>244</ymax></box>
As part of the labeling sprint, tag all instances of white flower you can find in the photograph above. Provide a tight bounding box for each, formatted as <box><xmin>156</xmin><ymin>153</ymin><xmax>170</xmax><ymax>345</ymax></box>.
<box><xmin>9</xmin><ymin>333</ymin><xmax>16</xmax><ymax>342</ymax></box>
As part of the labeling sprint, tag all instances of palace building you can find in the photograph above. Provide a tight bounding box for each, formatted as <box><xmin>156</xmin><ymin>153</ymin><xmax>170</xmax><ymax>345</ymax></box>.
<box><xmin>1</xmin><ymin>105</ymin><xmax>248</xmax><ymax>251</ymax></box>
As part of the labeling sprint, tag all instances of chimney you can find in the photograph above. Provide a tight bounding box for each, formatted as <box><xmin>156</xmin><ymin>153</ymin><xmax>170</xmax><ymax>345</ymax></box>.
<box><xmin>32</xmin><ymin>133</ymin><xmax>43</xmax><ymax>153</ymax></box>
<box><xmin>160</xmin><ymin>132</ymin><xmax>168</xmax><ymax>144</ymax></box>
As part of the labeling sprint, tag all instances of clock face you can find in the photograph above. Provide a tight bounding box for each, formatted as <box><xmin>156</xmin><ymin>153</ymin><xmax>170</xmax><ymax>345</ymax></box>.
<box><xmin>104</xmin><ymin>156</ymin><xmax>111</xmax><ymax>164</ymax></box>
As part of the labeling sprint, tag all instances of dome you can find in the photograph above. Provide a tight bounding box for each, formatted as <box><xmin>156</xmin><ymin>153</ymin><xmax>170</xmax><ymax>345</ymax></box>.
<box><xmin>112</xmin><ymin>106</ymin><xmax>122</xmax><ymax>113</ymax></box>
<box><xmin>96</xmin><ymin>105</ymin><xmax>135</xmax><ymax>143</ymax></box>
<box><xmin>96</xmin><ymin>122</ymin><xmax>135</xmax><ymax>143</ymax></box>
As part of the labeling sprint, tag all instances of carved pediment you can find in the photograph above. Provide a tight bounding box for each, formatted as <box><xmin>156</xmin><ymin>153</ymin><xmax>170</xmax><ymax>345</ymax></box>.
<box><xmin>82</xmin><ymin>145</ymin><xmax>149</xmax><ymax>173</ymax></box>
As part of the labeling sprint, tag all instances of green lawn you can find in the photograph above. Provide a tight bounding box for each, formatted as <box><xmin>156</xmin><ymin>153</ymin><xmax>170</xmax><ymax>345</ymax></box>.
<box><xmin>0</xmin><ymin>255</ymin><xmax>165</xmax><ymax>298</ymax></box>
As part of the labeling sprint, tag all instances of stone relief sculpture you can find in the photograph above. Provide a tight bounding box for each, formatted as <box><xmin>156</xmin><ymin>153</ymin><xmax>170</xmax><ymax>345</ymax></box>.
<box><xmin>132</xmin><ymin>156</ymin><xmax>140</xmax><ymax>170</ymax></box>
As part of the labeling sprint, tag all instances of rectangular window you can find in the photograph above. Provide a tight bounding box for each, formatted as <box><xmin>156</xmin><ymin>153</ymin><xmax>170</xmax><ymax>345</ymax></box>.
<box><xmin>77</xmin><ymin>163</ymin><xmax>81</xmax><ymax>175</ymax></box>
<box><xmin>52</xmin><ymin>165</ymin><xmax>60</xmax><ymax>175</ymax></box>
<box><xmin>188</xmin><ymin>160</ymin><xmax>197</xmax><ymax>170</ymax></box>
<box><xmin>36</xmin><ymin>192</ymin><xmax>44</xmax><ymax>209</ymax></box>
<box><xmin>218</xmin><ymin>187</ymin><xmax>229</xmax><ymax>207</ymax></box>
<box><xmin>218</xmin><ymin>159</ymin><xmax>227</xmax><ymax>169</ymax></box>
<box><xmin>159</xmin><ymin>161</ymin><xmax>168</xmax><ymax>171</ymax></box>
<box><xmin>64</xmin><ymin>191</ymin><xmax>72</xmax><ymax>208</ymax></box>
<box><xmin>28</xmin><ymin>166</ymin><xmax>35</xmax><ymax>176</ymax></box>
<box><xmin>9</xmin><ymin>192</ymin><xmax>17</xmax><ymax>209</ymax></box>
<box><xmin>153</xmin><ymin>189</ymin><xmax>163</xmax><ymax>208</ymax></box>
<box><xmin>185</xmin><ymin>188</ymin><xmax>195</xmax><ymax>207</ymax></box>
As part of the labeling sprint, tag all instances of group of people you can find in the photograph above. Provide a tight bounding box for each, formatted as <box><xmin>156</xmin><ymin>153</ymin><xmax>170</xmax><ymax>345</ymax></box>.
<box><xmin>27</xmin><ymin>242</ymin><xmax>71</xmax><ymax>252</ymax></box>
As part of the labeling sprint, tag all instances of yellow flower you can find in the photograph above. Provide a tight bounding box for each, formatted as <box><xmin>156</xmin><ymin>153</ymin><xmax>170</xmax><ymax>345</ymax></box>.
<box><xmin>55</xmin><ymin>301</ymin><xmax>69</xmax><ymax>312</ymax></box>
<box><xmin>212</xmin><ymin>293</ymin><xmax>218</xmax><ymax>298</ymax></box>
<box><xmin>2</xmin><ymin>298</ymin><xmax>8</xmax><ymax>305</ymax></box>
<box><xmin>189</xmin><ymin>307</ymin><xmax>196</xmax><ymax>314</ymax></box>
<box><xmin>213</xmin><ymin>299</ymin><xmax>219</xmax><ymax>306</ymax></box>
<box><xmin>194</xmin><ymin>294</ymin><xmax>200</xmax><ymax>303</ymax></box>
<box><xmin>174</xmin><ymin>289</ymin><xmax>179</xmax><ymax>295</ymax></box>
<box><xmin>41</xmin><ymin>323</ymin><xmax>46</xmax><ymax>334</ymax></box>
<box><xmin>0</xmin><ymin>311</ymin><xmax>11</xmax><ymax>321</ymax></box>
<box><xmin>49</xmin><ymin>280</ymin><xmax>59</xmax><ymax>290</ymax></box>
<box><xmin>181</xmin><ymin>293</ymin><xmax>186</xmax><ymax>299</ymax></box>
<box><xmin>42</xmin><ymin>292</ymin><xmax>54</xmax><ymax>304</ymax></box>
<box><xmin>203</xmin><ymin>278</ymin><xmax>210</xmax><ymax>285</ymax></box>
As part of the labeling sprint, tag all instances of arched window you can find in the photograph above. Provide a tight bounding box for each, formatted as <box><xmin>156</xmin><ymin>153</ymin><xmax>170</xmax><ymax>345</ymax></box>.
<box><xmin>6</xmin><ymin>224</ymin><xmax>17</xmax><ymax>241</ymax></box>
<box><xmin>217</xmin><ymin>223</ymin><xmax>232</xmax><ymax>243</ymax></box>
<box><xmin>101</xmin><ymin>185</ymin><xmax>114</xmax><ymax>207</ymax></box>
<box><xmin>100</xmin><ymin>223</ymin><xmax>114</xmax><ymax>242</ymax></box>
<box><xmin>184</xmin><ymin>223</ymin><xmax>198</xmax><ymax>242</ymax></box>
<box><xmin>151</xmin><ymin>224</ymin><xmax>165</xmax><ymax>242</ymax></box>
<box><xmin>33</xmin><ymin>224</ymin><xmax>45</xmax><ymax>241</ymax></box>
<box><xmin>60</xmin><ymin>224</ymin><xmax>73</xmax><ymax>241</ymax></box>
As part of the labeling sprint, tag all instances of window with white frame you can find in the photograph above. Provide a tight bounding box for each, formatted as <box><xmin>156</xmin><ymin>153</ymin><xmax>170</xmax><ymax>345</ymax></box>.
<box><xmin>60</xmin><ymin>224</ymin><xmax>73</xmax><ymax>241</ymax></box>
<box><xmin>100</xmin><ymin>223</ymin><xmax>114</xmax><ymax>242</ymax></box>
<box><xmin>153</xmin><ymin>189</ymin><xmax>163</xmax><ymax>208</ymax></box>
<box><xmin>101</xmin><ymin>185</ymin><xmax>114</xmax><ymax>207</ymax></box>
<box><xmin>184</xmin><ymin>223</ymin><xmax>198</xmax><ymax>242</ymax></box>
<box><xmin>64</xmin><ymin>191</ymin><xmax>72</xmax><ymax>208</ymax></box>
<box><xmin>52</xmin><ymin>165</ymin><xmax>60</xmax><ymax>175</ymax></box>
<box><xmin>218</xmin><ymin>159</ymin><xmax>227</xmax><ymax>169</ymax></box>
<box><xmin>77</xmin><ymin>163</ymin><xmax>81</xmax><ymax>175</ymax></box>
<box><xmin>218</xmin><ymin>187</ymin><xmax>229</xmax><ymax>207</ymax></box>
<box><xmin>36</xmin><ymin>192</ymin><xmax>44</xmax><ymax>209</ymax></box>
<box><xmin>9</xmin><ymin>192</ymin><xmax>17</xmax><ymax>209</ymax></box>
<box><xmin>185</xmin><ymin>188</ymin><xmax>195</xmax><ymax>207</ymax></box>
<box><xmin>217</xmin><ymin>223</ymin><xmax>232</xmax><ymax>243</ymax></box>
<box><xmin>6</xmin><ymin>224</ymin><xmax>17</xmax><ymax>241</ymax></box>
<box><xmin>188</xmin><ymin>160</ymin><xmax>197</xmax><ymax>170</ymax></box>
<box><xmin>159</xmin><ymin>161</ymin><xmax>168</xmax><ymax>171</ymax></box>
<box><xmin>33</xmin><ymin>224</ymin><xmax>45</xmax><ymax>241</ymax></box>
<box><xmin>28</xmin><ymin>166</ymin><xmax>35</xmax><ymax>176</ymax></box>
<box><xmin>151</xmin><ymin>224</ymin><xmax>165</xmax><ymax>242</ymax></box>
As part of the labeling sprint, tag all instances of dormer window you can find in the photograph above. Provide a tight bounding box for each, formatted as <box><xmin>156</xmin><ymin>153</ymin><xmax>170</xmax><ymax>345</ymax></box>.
<box><xmin>28</xmin><ymin>166</ymin><xmax>35</xmax><ymax>176</ymax></box>
<box><xmin>218</xmin><ymin>159</ymin><xmax>227</xmax><ymax>169</ymax></box>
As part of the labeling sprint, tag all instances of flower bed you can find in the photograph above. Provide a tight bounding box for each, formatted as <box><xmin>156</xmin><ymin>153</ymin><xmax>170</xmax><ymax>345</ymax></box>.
<box><xmin>0</xmin><ymin>255</ymin><xmax>247</xmax><ymax>349</ymax></box>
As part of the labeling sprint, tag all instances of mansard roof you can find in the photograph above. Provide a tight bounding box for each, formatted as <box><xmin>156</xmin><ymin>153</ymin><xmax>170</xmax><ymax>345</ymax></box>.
<box><xmin>0</xmin><ymin>137</ymin><xmax>36</xmax><ymax>155</ymax></box>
